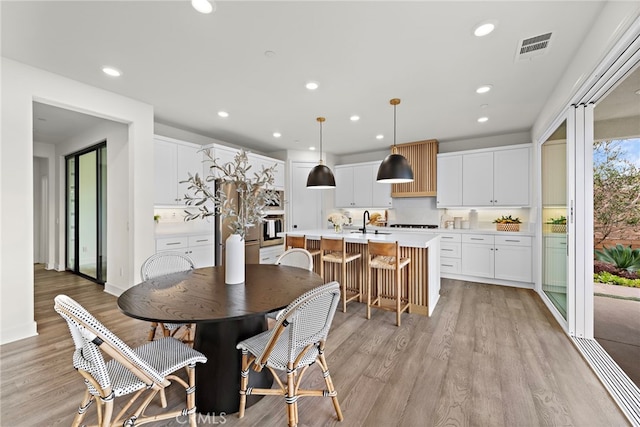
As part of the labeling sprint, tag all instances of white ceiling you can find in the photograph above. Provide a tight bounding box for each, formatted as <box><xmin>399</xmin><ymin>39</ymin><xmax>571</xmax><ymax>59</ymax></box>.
<box><xmin>4</xmin><ymin>1</ymin><xmax>633</xmax><ymax>154</ymax></box>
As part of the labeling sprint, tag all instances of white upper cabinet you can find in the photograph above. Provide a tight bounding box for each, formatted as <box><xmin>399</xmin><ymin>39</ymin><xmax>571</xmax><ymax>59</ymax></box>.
<box><xmin>335</xmin><ymin>162</ymin><xmax>391</xmax><ymax>208</ymax></box>
<box><xmin>436</xmin><ymin>155</ymin><xmax>463</xmax><ymax>207</ymax></box>
<box><xmin>462</xmin><ymin>152</ymin><xmax>494</xmax><ymax>206</ymax></box>
<box><xmin>211</xmin><ymin>145</ymin><xmax>285</xmax><ymax>191</ymax></box>
<box><xmin>438</xmin><ymin>144</ymin><xmax>531</xmax><ymax>207</ymax></box>
<box><xmin>154</xmin><ymin>136</ymin><xmax>204</xmax><ymax>206</ymax></box>
<box><xmin>493</xmin><ymin>147</ymin><xmax>530</xmax><ymax>206</ymax></box>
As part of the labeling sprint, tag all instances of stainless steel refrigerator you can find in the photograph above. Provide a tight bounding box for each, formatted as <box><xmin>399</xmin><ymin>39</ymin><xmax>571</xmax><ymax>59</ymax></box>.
<box><xmin>214</xmin><ymin>180</ymin><xmax>261</xmax><ymax>266</ymax></box>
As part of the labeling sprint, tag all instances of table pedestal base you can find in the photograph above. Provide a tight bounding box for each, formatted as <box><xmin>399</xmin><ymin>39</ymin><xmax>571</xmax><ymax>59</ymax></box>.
<box><xmin>194</xmin><ymin>314</ymin><xmax>273</xmax><ymax>415</ymax></box>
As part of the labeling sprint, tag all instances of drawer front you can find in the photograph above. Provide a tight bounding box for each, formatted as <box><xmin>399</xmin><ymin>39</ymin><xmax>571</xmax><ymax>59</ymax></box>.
<box><xmin>462</xmin><ymin>234</ymin><xmax>494</xmax><ymax>244</ymax></box>
<box><xmin>438</xmin><ymin>233</ymin><xmax>461</xmax><ymax>243</ymax></box>
<box><xmin>440</xmin><ymin>258</ymin><xmax>461</xmax><ymax>274</ymax></box>
<box><xmin>156</xmin><ymin>237</ymin><xmax>187</xmax><ymax>251</ymax></box>
<box><xmin>545</xmin><ymin>236</ymin><xmax>567</xmax><ymax>249</ymax></box>
<box><xmin>440</xmin><ymin>242</ymin><xmax>461</xmax><ymax>258</ymax></box>
<box><xmin>188</xmin><ymin>234</ymin><xmax>213</xmax><ymax>247</ymax></box>
<box><xmin>495</xmin><ymin>235</ymin><xmax>532</xmax><ymax>247</ymax></box>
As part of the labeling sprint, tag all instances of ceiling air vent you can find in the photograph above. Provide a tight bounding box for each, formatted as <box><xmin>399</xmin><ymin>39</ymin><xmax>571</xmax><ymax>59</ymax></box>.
<box><xmin>515</xmin><ymin>32</ymin><xmax>553</xmax><ymax>61</ymax></box>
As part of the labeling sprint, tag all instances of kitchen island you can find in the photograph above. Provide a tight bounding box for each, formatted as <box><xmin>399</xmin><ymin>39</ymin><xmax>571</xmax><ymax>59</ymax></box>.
<box><xmin>284</xmin><ymin>229</ymin><xmax>440</xmax><ymax>316</ymax></box>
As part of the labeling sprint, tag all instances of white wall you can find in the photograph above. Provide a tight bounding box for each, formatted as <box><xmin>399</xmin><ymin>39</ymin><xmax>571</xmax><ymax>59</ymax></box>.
<box><xmin>533</xmin><ymin>2</ymin><xmax>640</xmax><ymax>140</ymax></box>
<box><xmin>33</xmin><ymin>142</ymin><xmax>56</xmax><ymax>269</ymax></box>
<box><xmin>0</xmin><ymin>58</ymin><xmax>155</xmax><ymax>344</ymax></box>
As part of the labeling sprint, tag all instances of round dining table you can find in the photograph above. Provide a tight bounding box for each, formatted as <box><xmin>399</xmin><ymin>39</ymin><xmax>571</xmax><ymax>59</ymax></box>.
<box><xmin>117</xmin><ymin>264</ymin><xmax>324</xmax><ymax>415</ymax></box>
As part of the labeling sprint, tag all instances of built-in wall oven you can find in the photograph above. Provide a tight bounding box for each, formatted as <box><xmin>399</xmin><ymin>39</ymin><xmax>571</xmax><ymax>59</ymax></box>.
<box><xmin>260</xmin><ymin>214</ymin><xmax>284</xmax><ymax>247</ymax></box>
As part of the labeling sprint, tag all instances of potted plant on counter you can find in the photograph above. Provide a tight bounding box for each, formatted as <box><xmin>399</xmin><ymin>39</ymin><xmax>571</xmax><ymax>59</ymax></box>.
<box><xmin>493</xmin><ymin>215</ymin><xmax>522</xmax><ymax>232</ymax></box>
<box><xmin>181</xmin><ymin>149</ymin><xmax>279</xmax><ymax>284</ymax></box>
<box><xmin>546</xmin><ymin>216</ymin><xmax>567</xmax><ymax>233</ymax></box>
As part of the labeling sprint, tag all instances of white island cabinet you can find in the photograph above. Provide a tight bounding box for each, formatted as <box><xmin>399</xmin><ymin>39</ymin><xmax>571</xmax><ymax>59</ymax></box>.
<box><xmin>283</xmin><ymin>229</ymin><xmax>441</xmax><ymax>316</ymax></box>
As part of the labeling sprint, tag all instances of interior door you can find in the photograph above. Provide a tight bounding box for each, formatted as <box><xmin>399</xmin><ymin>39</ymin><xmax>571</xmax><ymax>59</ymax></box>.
<box><xmin>290</xmin><ymin>162</ymin><xmax>322</xmax><ymax>231</ymax></box>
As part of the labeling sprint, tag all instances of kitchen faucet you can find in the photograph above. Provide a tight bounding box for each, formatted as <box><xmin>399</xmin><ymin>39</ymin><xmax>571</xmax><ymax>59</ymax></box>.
<box><xmin>361</xmin><ymin>210</ymin><xmax>370</xmax><ymax>234</ymax></box>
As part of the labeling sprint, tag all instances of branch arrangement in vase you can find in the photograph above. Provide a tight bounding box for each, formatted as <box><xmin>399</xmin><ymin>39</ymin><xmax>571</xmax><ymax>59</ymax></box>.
<box><xmin>181</xmin><ymin>149</ymin><xmax>280</xmax><ymax>240</ymax></box>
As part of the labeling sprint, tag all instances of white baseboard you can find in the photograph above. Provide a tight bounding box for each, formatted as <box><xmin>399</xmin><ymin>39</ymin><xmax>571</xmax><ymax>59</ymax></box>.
<box><xmin>104</xmin><ymin>282</ymin><xmax>127</xmax><ymax>297</ymax></box>
<box><xmin>441</xmin><ymin>273</ymin><xmax>534</xmax><ymax>289</ymax></box>
<box><xmin>0</xmin><ymin>320</ymin><xmax>38</xmax><ymax>345</ymax></box>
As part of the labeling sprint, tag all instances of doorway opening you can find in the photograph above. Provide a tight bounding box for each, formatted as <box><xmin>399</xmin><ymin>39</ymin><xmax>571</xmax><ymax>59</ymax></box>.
<box><xmin>65</xmin><ymin>142</ymin><xmax>107</xmax><ymax>284</ymax></box>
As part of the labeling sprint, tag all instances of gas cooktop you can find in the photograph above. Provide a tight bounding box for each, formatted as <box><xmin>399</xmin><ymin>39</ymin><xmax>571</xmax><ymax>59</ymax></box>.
<box><xmin>389</xmin><ymin>224</ymin><xmax>439</xmax><ymax>229</ymax></box>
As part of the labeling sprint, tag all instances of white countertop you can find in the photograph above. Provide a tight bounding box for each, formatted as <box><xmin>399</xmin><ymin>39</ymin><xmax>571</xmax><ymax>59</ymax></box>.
<box><xmin>284</xmin><ymin>229</ymin><xmax>440</xmax><ymax>248</ymax></box>
<box><xmin>343</xmin><ymin>225</ymin><xmax>535</xmax><ymax>237</ymax></box>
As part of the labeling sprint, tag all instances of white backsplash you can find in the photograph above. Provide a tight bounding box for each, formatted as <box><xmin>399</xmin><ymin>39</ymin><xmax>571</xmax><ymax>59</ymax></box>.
<box><xmin>153</xmin><ymin>207</ymin><xmax>214</xmax><ymax>235</ymax></box>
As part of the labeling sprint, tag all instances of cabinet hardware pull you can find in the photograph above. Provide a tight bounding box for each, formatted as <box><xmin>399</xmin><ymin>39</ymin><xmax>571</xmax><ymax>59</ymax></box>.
<box><xmin>442</xmin><ymin>236</ymin><xmax>454</xmax><ymax>239</ymax></box>
<box><xmin>505</xmin><ymin>239</ymin><xmax>520</xmax><ymax>242</ymax></box>
<box><xmin>470</xmin><ymin>238</ymin><xmax>484</xmax><ymax>241</ymax></box>
<box><xmin>442</xmin><ymin>264</ymin><xmax>454</xmax><ymax>267</ymax></box>
<box><xmin>196</xmin><ymin>239</ymin><xmax>207</xmax><ymax>242</ymax></box>
<box><xmin>167</xmin><ymin>242</ymin><xmax>180</xmax><ymax>245</ymax></box>
<box><xmin>442</xmin><ymin>249</ymin><xmax>454</xmax><ymax>252</ymax></box>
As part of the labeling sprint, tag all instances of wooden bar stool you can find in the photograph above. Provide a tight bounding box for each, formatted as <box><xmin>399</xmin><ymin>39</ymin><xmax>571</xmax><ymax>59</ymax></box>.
<box><xmin>367</xmin><ymin>240</ymin><xmax>411</xmax><ymax>326</ymax></box>
<box><xmin>320</xmin><ymin>237</ymin><xmax>362</xmax><ymax>312</ymax></box>
<box><xmin>286</xmin><ymin>234</ymin><xmax>321</xmax><ymax>270</ymax></box>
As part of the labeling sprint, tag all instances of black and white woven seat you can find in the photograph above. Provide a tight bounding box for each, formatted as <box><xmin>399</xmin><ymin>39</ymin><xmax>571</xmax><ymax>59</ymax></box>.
<box><xmin>236</xmin><ymin>281</ymin><xmax>344</xmax><ymax>427</ymax></box>
<box><xmin>140</xmin><ymin>252</ymin><xmax>195</xmax><ymax>343</ymax></box>
<box><xmin>54</xmin><ymin>294</ymin><xmax>207</xmax><ymax>427</ymax></box>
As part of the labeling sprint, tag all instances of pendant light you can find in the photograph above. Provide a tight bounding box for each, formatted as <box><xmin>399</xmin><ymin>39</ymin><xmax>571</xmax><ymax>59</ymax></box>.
<box><xmin>376</xmin><ymin>98</ymin><xmax>414</xmax><ymax>183</ymax></box>
<box><xmin>306</xmin><ymin>117</ymin><xmax>336</xmax><ymax>189</ymax></box>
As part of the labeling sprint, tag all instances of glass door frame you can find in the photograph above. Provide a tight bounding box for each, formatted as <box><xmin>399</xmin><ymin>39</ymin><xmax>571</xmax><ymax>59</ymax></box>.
<box><xmin>65</xmin><ymin>141</ymin><xmax>107</xmax><ymax>284</ymax></box>
<box><xmin>536</xmin><ymin>109</ymin><xmax>577</xmax><ymax>335</ymax></box>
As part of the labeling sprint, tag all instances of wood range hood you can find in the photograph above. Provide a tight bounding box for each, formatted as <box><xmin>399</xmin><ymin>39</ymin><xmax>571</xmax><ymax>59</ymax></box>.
<box><xmin>390</xmin><ymin>139</ymin><xmax>438</xmax><ymax>198</ymax></box>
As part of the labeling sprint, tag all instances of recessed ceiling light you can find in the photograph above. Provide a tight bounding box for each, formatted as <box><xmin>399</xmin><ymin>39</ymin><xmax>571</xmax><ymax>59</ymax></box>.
<box><xmin>102</xmin><ymin>67</ymin><xmax>121</xmax><ymax>77</ymax></box>
<box><xmin>376</xmin><ymin>134</ymin><xmax>384</xmax><ymax>140</ymax></box>
<box><xmin>273</xmin><ymin>132</ymin><xmax>281</xmax><ymax>138</ymax></box>
<box><xmin>476</xmin><ymin>85</ymin><xmax>493</xmax><ymax>94</ymax></box>
<box><xmin>192</xmin><ymin>0</ymin><xmax>215</xmax><ymax>14</ymax></box>
<box><xmin>350</xmin><ymin>115</ymin><xmax>360</xmax><ymax>122</ymax></box>
<box><xmin>309</xmin><ymin>146</ymin><xmax>316</xmax><ymax>151</ymax></box>
<box><xmin>217</xmin><ymin>111</ymin><xmax>229</xmax><ymax>118</ymax></box>
<box><xmin>305</xmin><ymin>82</ymin><xmax>319</xmax><ymax>90</ymax></box>
<box><xmin>474</xmin><ymin>21</ymin><xmax>496</xmax><ymax>37</ymax></box>
<box><xmin>477</xmin><ymin>117</ymin><xmax>489</xmax><ymax>123</ymax></box>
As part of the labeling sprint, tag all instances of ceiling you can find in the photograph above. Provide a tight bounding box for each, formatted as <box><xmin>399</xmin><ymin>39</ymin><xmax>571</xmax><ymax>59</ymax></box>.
<box><xmin>3</xmin><ymin>1</ymin><xmax>636</xmax><ymax>155</ymax></box>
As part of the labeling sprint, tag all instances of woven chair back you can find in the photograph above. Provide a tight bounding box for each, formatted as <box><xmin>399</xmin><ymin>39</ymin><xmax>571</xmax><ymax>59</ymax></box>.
<box><xmin>276</xmin><ymin>248</ymin><xmax>313</xmax><ymax>271</ymax></box>
<box><xmin>54</xmin><ymin>295</ymin><xmax>165</xmax><ymax>390</ymax></box>
<box><xmin>286</xmin><ymin>235</ymin><xmax>307</xmax><ymax>250</ymax></box>
<box><xmin>256</xmin><ymin>281</ymin><xmax>340</xmax><ymax>365</ymax></box>
<box><xmin>140</xmin><ymin>252</ymin><xmax>195</xmax><ymax>281</ymax></box>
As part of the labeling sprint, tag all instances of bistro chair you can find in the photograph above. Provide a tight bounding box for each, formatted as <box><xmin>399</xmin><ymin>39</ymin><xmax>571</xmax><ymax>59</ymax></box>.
<box><xmin>140</xmin><ymin>252</ymin><xmax>195</xmax><ymax>343</ymax></box>
<box><xmin>275</xmin><ymin>248</ymin><xmax>314</xmax><ymax>271</ymax></box>
<box><xmin>286</xmin><ymin>235</ymin><xmax>321</xmax><ymax>270</ymax></box>
<box><xmin>320</xmin><ymin>237</ymin><xmax>362</xmax><ymax>312</ymax></box>
<box><xmin>54</xmin><ymin>294</ymin><xmax>207</xmax><ymax>427</ymax></box>
<box><xmin>366</xmin><ymin>240</ymin><xmax>411</xmax><ymax>326</ymax></box>
<box><xmin>236</xmin><ymin>281</ymin><xmax>344</xmax><ymax>427</ymax></box>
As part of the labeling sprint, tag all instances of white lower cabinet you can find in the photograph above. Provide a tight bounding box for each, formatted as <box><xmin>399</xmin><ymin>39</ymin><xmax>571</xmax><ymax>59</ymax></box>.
<box><xmin>460</xmin><ymin>234</ymin><xmax>532</xmax><ymax>283</ymax></box>
<box><xmin>439</xmin><ymin>233</ymin><xmax>461</xmax><ymax>274</ymax></box>
<box><xmin>260</xmin><ymin>245</ymin><xmax>284</xmax><ymax>264</ymax></box>
<box><xmin>155</xmin><ymin>234</ymin><xmax>215</xmax><ymax>268</ymax></box>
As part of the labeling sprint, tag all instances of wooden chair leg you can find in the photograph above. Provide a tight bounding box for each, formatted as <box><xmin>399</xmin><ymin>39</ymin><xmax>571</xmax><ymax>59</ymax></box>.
<box><xmin>317</xmin><ymin>352</ymin><xmax>344</xmax><ymax>421</ymax></box>
<box><xmin>71</xmin><ymin>390</ymin><xmax>93</xmax><ymax>427</ymax></box>
<box><xmin>147</xmin><ymin>322</ymin><xmax>158</xmax><ymax>341</ymax></box>
<box><xmin>186</xmin><ymin>363</ymin><xmax>198</xmax><ymax>427</ymax></box>
<box><xmin>367</xmin><ymin>260</ymin><xmax>372</xmax><ymax>320</ymax></box>
<box><xmin>396</xmin><ymin>268</ymin><xmax>401</xmax><ymax>326</ymax></box>
<box><xmin>238</xmin><ymin>350</ymin><xmax>249</xmax><ymax>419</ymax></box>
<box><xmin>286</xmin><ymin>366</ymin><xmax>297</xmax><ymax>427</ymax></box>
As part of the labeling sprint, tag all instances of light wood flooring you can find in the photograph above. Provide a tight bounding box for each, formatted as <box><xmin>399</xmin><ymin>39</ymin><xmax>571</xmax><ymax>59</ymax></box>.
<box><xmin>0</xmin><ymin>265</ymin><xmax>629</xmax><ymax>426</ymax></box>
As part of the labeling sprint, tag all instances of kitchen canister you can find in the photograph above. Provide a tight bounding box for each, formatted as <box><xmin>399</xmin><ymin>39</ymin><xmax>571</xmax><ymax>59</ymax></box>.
<box><xmin>469</xmin><ymin>209</ymin><xmax>478</xmax><ymax>229</ymax></box>
<box><xmin>454</xmin><ymin>217</ymin><xmax>462</xmax><ymax>229</ymax></box>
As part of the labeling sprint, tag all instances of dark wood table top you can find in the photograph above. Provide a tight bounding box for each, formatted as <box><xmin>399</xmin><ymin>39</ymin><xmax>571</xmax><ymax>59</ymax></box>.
<box><xmin>117</xmin><ymin>264</ymin><xmax>324</xmax><ymax>323</ymax></box>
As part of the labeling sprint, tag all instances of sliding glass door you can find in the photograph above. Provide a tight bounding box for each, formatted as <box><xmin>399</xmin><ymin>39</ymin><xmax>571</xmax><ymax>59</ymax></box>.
<box><xmin>541</xmin><ymin>120</ymin><xmax>570</xmax><ymax>320</ymax></box>
<box><xmin>66</xmin><ymin>142</ymin><xmax>107</xmax><ymax>284</ymax></box>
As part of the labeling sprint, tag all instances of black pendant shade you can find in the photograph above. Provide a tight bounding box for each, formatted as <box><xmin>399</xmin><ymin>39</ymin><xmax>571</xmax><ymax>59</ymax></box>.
<box><xmin>307</xmin><ymin>117</ymin><xmax>336</xmax><ymax>189</ymax></box>
<box><xmin>376</xmin><ymin>152</ymin><xmax>414</xmax><ymax>183</ymax></box>
<box><xmin>377</xmin><ymin>98</ymin><xmax>414</xmax><ymax>184</ymax></box>
<box><xmin>306</xmin><ymin>163</ymin><xmax>337</xmax><ymax>188</ymax></box>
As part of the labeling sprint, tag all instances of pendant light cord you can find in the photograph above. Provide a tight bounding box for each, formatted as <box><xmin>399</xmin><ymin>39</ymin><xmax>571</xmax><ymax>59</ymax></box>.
<box><xmin>393</xmin><ymin>102</ymin><xmax>397</xmax><ymax>148</ymax></box>
<box><xmin>317</xmin><ymin>117</ymin><xmax>326</xmax><ymax>164</ymax></box>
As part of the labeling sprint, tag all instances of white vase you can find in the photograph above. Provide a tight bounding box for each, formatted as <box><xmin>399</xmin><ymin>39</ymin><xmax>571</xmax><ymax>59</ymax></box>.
<box><xmin>225</xmin><ymin>233</ymin><xmax>245</xmax><ymax>284</ymax></box>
